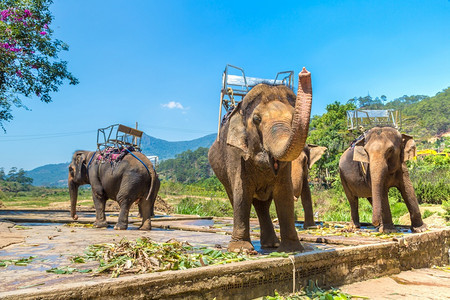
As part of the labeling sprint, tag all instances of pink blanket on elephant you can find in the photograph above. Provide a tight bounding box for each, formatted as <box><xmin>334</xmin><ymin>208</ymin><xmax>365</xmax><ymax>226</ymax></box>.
<box><xmin>97</xmin><ymin>146</ymin><xmax>135</xmax><ymax>163</ymax></box>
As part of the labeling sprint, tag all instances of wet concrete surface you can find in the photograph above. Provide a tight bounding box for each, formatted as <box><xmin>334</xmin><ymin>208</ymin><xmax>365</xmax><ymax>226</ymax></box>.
<box><xmin>339</xmin><ymin>268</ymin><xmax>450</xmax><ymax>299</ymax></box>
<box><xmin>0</xmin><ymin>210</ymin><xmax>341</xmax><ymax>294</ymax></box>
<box><xmin>0</xmin><ymin>209</ymin><xmax>447</xmax><ymax>297</ymax></box>
<box><xmin>0</xmin><ymin>221</ymin><xmax>232</xmax><ymax>293</ymax></box>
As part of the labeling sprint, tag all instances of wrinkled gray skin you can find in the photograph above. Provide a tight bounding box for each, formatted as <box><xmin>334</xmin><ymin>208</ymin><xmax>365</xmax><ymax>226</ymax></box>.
<box><xmin>209</xmin><ymin>69</ymin><xmax>313</xmax><ymax>253</ymax></box>
<box><xmin>339</xmin><ymin>127</ymin><xmax>426</xmax><ymax>233</ymax></box>
<box><xmin>68</xmin><ymin>150</ymin><xmax>160</xmax><ymax>230</ymax></box>
<box><xmin>291</xmin><ymin>145</ymin><xmax>326</xmax><ymax>228</ymax></box>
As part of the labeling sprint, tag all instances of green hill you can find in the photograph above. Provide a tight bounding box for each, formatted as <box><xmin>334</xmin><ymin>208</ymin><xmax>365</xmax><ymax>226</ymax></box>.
<box><xmin>351</xmin><ymin>87</ymin><xmax>450</xmax><ymax>141</ymax></box>
<box><xmin>140</xmin><ymin>133</ymin><xmax>216</xmax><ymax>160</ymax></box>
<box><xmin>26</xmin><ymin>163</ymin><xmax>69</xmax><ymax>187</ymax></box>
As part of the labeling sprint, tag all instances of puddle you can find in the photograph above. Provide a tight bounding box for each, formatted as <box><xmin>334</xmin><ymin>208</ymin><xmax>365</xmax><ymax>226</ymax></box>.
<box><xmin>183</xmin><ymin>219</ymin><xmax>215</xmax><ymax>227</ymax></box>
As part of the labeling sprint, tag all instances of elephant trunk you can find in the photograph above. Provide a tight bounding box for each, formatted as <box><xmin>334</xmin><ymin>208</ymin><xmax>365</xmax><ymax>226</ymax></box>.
<box><xmin>370</xmin><ymin>160</ymin><xmax>388</xmax><ymax>227</ymax></box>
<box><xmin>69</xmin><ymin>175</ymin><xmax>79</xmax><ymax>220</ymax></box>
<box><xmin>273</xmin><ymin>68</ymin><xmax>312</xmax><ymax>161</ymax></box>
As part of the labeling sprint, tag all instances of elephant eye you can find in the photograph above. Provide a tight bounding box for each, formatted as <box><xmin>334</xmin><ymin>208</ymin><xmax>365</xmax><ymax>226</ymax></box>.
<box><xmin>252</xmin><ymin>114</ymin><xmax>262</xmax><ymax>125</ymax></box>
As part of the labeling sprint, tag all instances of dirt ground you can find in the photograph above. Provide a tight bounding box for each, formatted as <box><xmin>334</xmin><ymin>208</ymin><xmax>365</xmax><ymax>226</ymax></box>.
<box><xmin>339</xmin><ymin>268</ymin><xmax>450</xmax><ymax>299</ymax></box>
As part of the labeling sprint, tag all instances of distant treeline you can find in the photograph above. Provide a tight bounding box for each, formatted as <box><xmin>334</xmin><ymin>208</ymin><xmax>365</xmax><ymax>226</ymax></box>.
<box><xmin>0</xmin><ymin>167</ymin><xmax>33</xmax><ymax>193</ymax></box>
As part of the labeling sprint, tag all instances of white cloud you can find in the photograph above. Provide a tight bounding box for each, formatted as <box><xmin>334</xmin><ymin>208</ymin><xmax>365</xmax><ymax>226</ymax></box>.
<box><xmin>161</xmin><ymin>101</ymin><xmax>185</xmax><ymax>110</ymax></box>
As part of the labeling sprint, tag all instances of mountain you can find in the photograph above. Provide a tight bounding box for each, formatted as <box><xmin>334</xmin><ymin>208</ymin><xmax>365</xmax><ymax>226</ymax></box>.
<box><xmin>26</xmin><ymin>163</ymin><xmax>70</xmax><ymax>187</ymax></box>
<box><xmin>25</xmin><ymin>133</ymin><xmax>217</xmax><ymax>187</ymax></box>
<box><xmin>140</xmin><ymin>133</ymin><xmax>216</xmax><ymax>160</ymax></box>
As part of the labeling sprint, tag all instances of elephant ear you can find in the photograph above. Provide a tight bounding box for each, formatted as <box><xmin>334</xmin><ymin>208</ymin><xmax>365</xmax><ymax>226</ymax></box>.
<box><xmin>307</xmin><ymin>144</ymin><xmax>327</xmax><ymax>169</ymax></box>
<box><xmin>75</xmin><ymin>152</ymin><xmax>85</xmax><ymax>164</ymax></box>
<box><xmin>402</xmin><ymin>134</ymin><xmax>416</xmax><ymax>162</ymax></box>
<box><xmin>226</xmin><ymin>103</ymin><xmax>249</xmax><ymax>160</ymax></box>
<box><xmin>353</xmin><ymin>138</ymin><xmax>369</xmax><ymax>163</ymax></box>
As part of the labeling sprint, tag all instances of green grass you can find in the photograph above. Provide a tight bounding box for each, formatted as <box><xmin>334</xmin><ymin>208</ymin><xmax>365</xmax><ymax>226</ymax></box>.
<box><xmin>311</xmin><ymin>185</ymin><xmax>409</xmax><ymax>224</ymax></box>
<box><xmin>1</xmin><ymin>188</ymin><xmax>92</xmax><ymax>208</ymax></box>
<box><xmin>159</xmin><ymin>180</ymin><xmax>227</xmax><ymax>198</ymax></box>
<box><xmin>175</xmin><ymin>197</ymin><xmax>234</xmax><ymax>217</ymax></box>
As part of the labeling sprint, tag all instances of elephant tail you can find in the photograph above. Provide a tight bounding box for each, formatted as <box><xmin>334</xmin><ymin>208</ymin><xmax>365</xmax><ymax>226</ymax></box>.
<box><xmin>145</xmin><ymin>166</ymin><xmax>159</xmax><ymax>202</ymax></box>
<box><xmin>140</xmin><ymin>154</ymin><xmax>159</xmax><ymax>203</ymax></box>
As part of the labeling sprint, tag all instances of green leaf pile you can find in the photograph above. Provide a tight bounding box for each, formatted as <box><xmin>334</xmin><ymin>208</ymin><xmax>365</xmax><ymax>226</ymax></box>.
<box><xmin>75</xmin><ymin>237</ymin><xmax>266</xmax><ymax>278</ymax></box>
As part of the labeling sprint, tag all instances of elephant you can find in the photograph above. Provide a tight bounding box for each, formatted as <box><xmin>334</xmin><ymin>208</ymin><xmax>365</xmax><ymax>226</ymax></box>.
<box><xmin>291</xmin><ymin>144</ymin><xmax>327</xmax><ymax>228</ymax></box>
<box><xmin>68</xmin><ymin>150</ymin><xmax>160</xmax><ymax>230</ymax></box>
<box><xmin>208</xmin><ymin>68</ymin><xmax>313</xmax><ymax>252</ymax></box>
<box><xmin>339</xmin><ymin>126</ymin><xmax>426</xmax><ymax>233</ymax></box>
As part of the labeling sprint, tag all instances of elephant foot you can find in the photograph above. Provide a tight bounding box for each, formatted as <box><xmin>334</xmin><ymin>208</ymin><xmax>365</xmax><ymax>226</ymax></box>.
<box><xmin>228</xmin><ymin>240</ymin><xmax>254</xmax><ymax>253</ymax></box>
<box><xmin>276</xmin><ymin>239</ymin><xmax>304</xmax><ymax>253</ymax></box>
<box><xmin>260</xmin><ymin>236</ymin><xmax>280</xmax><ymax>249</ymax></box>
<box><xmin>350</xmin><ymin>221</ymin><xmax>361</xmax><ymax>229</ymax></box>
<box><xmin>114</xmin><ymin>223</ymin><xmax>128</xmax><ymax>230</ymax></box>
<box><xmin>139</xmin><ymin>219</ymin><xmax>152</xmax><ymax>231</ymax></box>
<box><xmin>94</xmin><ymin>221</ymin><xmax>108</xmax><ymax>228</ymax></box>
<box><xmin>378</xmin><ymin>224</ymin><xmax>397</xmax><ymax>233</ymax></box>
<box><xmin>303</xmin><ymin>221</ymin><xmax>317</xmax><ymax>229</ymax></box>
<box><xmin>411</xmin><ymin>222</ymin><xmax>427</xmax><ymax>233</ymax></box>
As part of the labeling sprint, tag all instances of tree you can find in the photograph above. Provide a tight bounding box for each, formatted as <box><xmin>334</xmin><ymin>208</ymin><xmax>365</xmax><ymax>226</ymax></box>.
<box><xmin>0</xmin><ymin>0</ymin><xmax>78</xmax><ymax>130</ymax></box>
<box><xmin>6</xmin><ymin>167</ymin><xmax>32</xmax><ymax>184</ymax></box>
<box><xmin>307</xmin><ymin>101</ymin><xmax>357</xmax><ymax>186</ymax></box>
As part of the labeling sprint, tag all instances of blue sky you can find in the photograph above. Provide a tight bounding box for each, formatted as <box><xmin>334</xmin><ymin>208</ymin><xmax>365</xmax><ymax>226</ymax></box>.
<box><xmin>1</xmin><ymin>0</ymin><xmax>449</xmax><ymax>171</ymax></box>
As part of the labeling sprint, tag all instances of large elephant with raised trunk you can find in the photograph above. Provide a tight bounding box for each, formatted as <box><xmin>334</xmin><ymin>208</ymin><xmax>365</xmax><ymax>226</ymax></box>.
<box><xmin>208</xmin><ymin>68</ymin><xmax>313</xmax><ymax>252</ymax></box>
<box><xmin>339</xmin><ymin>127</ymin><xmax>426</xmax><ymax>233</ymax></box>
<box><xmin>68</xmin><ymin>150</ymin><xmax>160</xmax><ymax>230</ymax></box>
<box><xmin>292</xmin><ymin>144</ymin><xmax>327</xmax><ymax>228</ymax></box>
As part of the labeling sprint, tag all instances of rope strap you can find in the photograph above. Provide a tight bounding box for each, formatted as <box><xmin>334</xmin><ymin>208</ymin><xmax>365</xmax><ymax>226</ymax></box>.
<box><xmin>125</xmin><ymin>148</ymin><xmax>150</xmax><ymax>175</ymax></box>
<box><xmin>86</xmin><ymin>151</ymin><xmax>96</xmax><ymax>179</ymax></box>
<box><xmin>289</xmin><ymin>255</ymin><xmax>296</xmax><ymax>293</ymax></box>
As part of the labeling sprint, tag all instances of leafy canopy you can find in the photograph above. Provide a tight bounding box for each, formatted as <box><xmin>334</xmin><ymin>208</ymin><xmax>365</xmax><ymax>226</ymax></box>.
<box><xmin>0</xmin><ymin>0</ymin><xmax>78</xmax><ymax>130</ymax></box>
<box><xmin>307</xmin><ymin>101</ymin><xmax>356</xmax><ymax>186</ymax></box>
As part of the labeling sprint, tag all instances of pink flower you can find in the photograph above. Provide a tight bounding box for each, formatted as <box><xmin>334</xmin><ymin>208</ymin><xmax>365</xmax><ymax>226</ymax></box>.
<box><xmin>16</xmin><ymin>70</ymin><xmax>23</xmax><ymax>77</ymax></box>
<box><xmin>1</xmin><ymin>9</ymin><xmax>11</xmax><ymax>21</ymax></box>
<box><xmin>43</xmin><ymin>23</ymin><xmax>48</xmax><ymax>29</ymax></box>
<box><xmin>40</xmin><ymin>31</ymin><xmax>46</xmax><ymax>35</ymax></box>
<box><xmin>23</xmin><ymin>9</ymin><xmax>32</xmax><ymax>17</ymax></box>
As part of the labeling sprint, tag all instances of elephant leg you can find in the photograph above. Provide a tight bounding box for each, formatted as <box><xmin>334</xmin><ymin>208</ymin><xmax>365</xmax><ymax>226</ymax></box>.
<box><xmin>273</xmin><ymin>183</ymin><xmax>303</xmax><ymax>252</ymax></box>
<box><xmin>367</xmin><ymin>197</ymin><xmax>381</xmax><ymax>227</ymax></box>
<box><xmin>115</xmin><ymin>193</ymin><xmax>132</xmax><ymax>230</ymax></box>
<box><xmin>374</xmin><ymin>187</ymin><xmax>396</xmax><ymax>233</ymax></box>
<box><xmin>138</xmin><ymin>198</ymin><xmax>152</xmax><ymax>230</ymax></box>
<box><xmin>341</xmin><ymin>179</ymin><xmax>360</xmax><ymax>228</ymax></box>
<box><xmin>300</xmin><ymin>176</ymin><xmax>315</xmax><ymax>228</ymax></box>
<box><xmin>228</xmin><ymin>187</ymin><xmax>254</xmax><ymax>252</ymax></box>
<box><xmin>253</xmin><ymin>199</ymin><xmax>280</xmax><ymax>249</ymax></box>
<box><xmin>92</xmin><ymin>191</ymin><xmax>108</xmax><ymax>228</ymax></box>
<box><xmin>348</xmin><ymin>196</ymin><xmax>360</xmax><ymax>229</ymax></box>
<box><xmin>397</xmin><ymin>166</ymin><xmax>426</xmax><ymax>232</ymax></box>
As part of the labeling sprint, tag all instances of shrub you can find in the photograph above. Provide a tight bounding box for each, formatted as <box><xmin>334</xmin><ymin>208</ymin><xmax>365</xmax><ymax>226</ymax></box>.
<box><xmin>175</xmin><ymin>197</ymin><xmax>233</xmax><ymax>217</ymax></box>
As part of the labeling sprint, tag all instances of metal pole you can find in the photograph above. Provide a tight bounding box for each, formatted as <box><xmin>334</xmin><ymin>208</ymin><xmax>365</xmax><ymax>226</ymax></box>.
<box><xmin>217</xmin><ymin>91</ymin><xmax>224</xmax><ymax>139</ymax></box>
<box><xmin>134</xmin><ymin>122</ymin><xmax>138</xmax><ymax>145</ymax></box>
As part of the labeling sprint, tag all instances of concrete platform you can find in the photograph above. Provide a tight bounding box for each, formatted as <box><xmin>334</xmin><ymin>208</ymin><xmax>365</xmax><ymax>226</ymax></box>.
<box><xmin>0</xmin><ymin>209</ymin><xmax>449</xmax><ymax>299</ymax></box>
